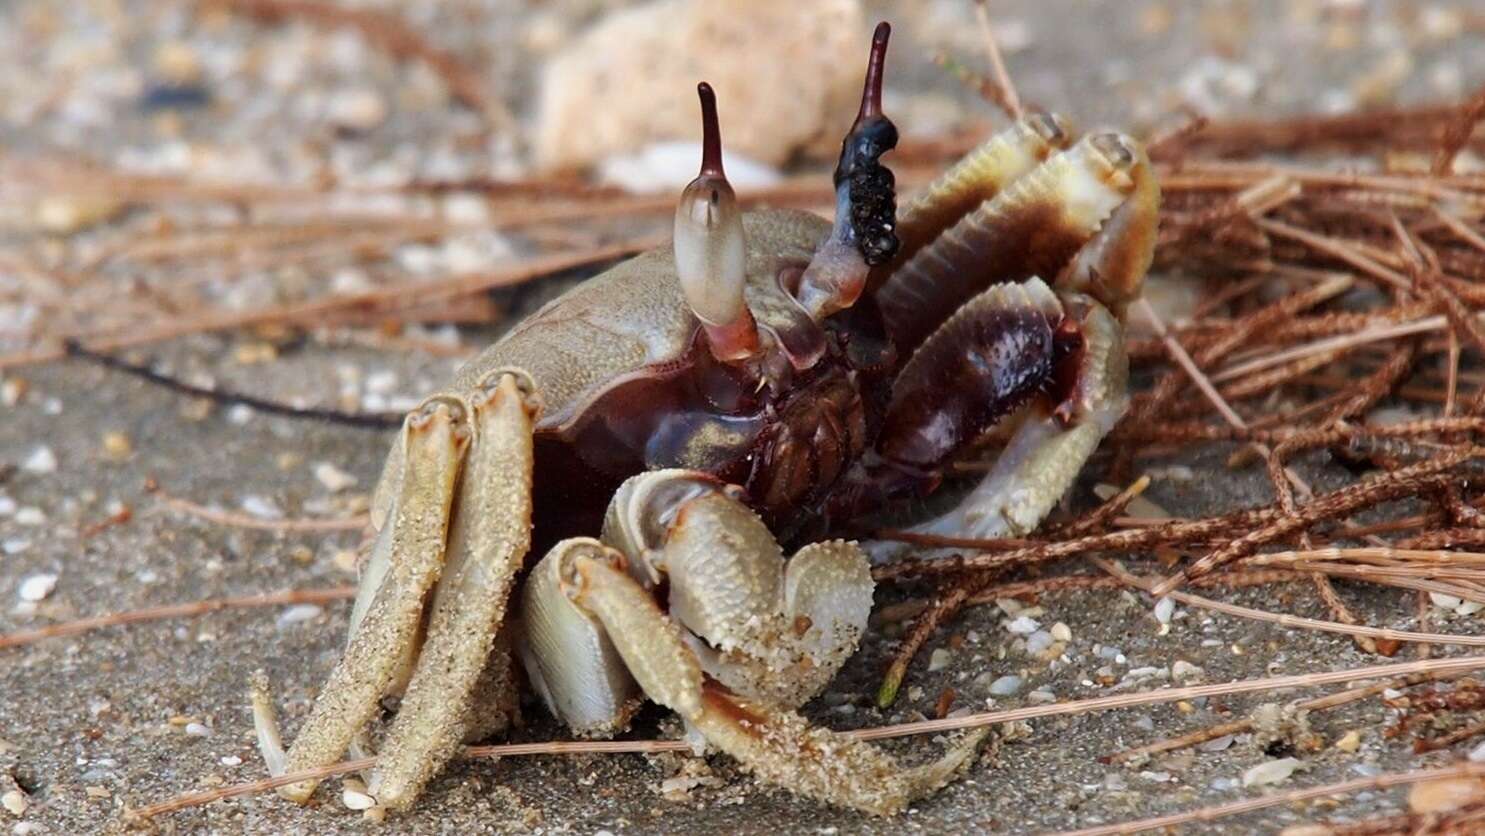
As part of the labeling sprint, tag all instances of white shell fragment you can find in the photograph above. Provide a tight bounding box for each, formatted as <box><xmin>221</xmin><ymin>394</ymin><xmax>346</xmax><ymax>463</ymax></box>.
<box><xmin>22</xmin><ymin>446</ymin><xmax>57</xmax><ymax>474</ymax></box>
<box><xmin>1006</xmin><ymin>616</ymin><xmax>1041</xmax><ymax>635</ymax></box>
<box><xmin>1153</xmin><ymin>597</ymin><xmax>1175</xmax><ymax>624</ymax></box>
<box><xmin>17</xmin><ymin>574</ymin><xmax>57</xmax><ymax>602</ymax></box>
<box><xmin>313</xmin><ymin>462</ymin><xmax>359</xmax><ymax>493</ymax></box>
<box><xmin>1242</xmin><ymin>758</ymin><xmax>1300</xmax><ymax>787</ymax></box>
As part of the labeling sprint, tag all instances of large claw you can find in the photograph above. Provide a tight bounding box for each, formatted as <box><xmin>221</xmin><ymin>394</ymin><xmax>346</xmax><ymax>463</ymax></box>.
<box><xmin>529</xmin><ymin>537</ymin><xmax>988</xmax><ymax>816</ymax></box>
<box><xmin>601</xmin><ymin>470</ymin><xmax>874</xmax><ymax>707</ymax></box>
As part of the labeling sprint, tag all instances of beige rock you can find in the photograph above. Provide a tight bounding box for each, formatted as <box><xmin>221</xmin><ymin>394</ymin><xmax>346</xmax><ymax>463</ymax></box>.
<box><xmin>533</xmin><ymin>0</ymin><xmax>866</xmax><ymax>171</ymax></box>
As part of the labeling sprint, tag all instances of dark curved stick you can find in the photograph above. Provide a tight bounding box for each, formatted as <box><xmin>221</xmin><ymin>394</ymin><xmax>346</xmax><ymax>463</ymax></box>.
<box><xmin>63</xmin><ymin>339</ymin><xmax>402</xmax><ymax>429</ymax></box>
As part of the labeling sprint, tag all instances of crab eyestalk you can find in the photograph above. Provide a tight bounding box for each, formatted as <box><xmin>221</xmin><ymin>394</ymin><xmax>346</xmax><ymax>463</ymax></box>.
<box><xmin>674</xmin><ymin>82</ymin><xmax>759</xmax><ymax>363</ymax></box>
<box><xmin>795</xmin><ymin>21</ymin><xmax>899</xmax><ymax>320</ymax></box>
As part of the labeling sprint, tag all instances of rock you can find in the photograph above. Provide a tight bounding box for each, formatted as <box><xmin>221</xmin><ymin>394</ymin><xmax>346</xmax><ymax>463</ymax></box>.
<box><xmin>927</xmin><ymin>647</ymin><xmax>953</xmax><ymax>672</ymax></box>
<box><xmin>1242</xmin><ymin>757</ymin><xmax>1300</xmax><ymax>787</ymax></box>
<box><xmin>1409</xmin><ymin>776</ymin><xmax>1485</xmax><ymax>814</ymax></box>
<box><xmin>21</xmin><ymin>447</ymin><xmax>57</xmax><ymax>474</ymax></box>
<box><xmin>597</xmin><ymin>142</ymin><xmax>782</xmax><ymax>192</ymax></box>
<box><xmin>1172</xmin><ymin>660</ymin><xmax>1203</xmax><ymax>682</ymax></box>
<box><xmin>1153</xmin><ymin>597</ymin><xmax>1175</xmax><ymax>624</ymax></box>
<box><xmin>312</xmin><ymin>462</ymin><xmax>358</xmax><ymax>493</ymax></box>
<box><xmin>1007</xmin><ymin>616</ymin><xmax>1041</xmax><ymax>635</ymax></box>
<box><xmin>328</xmin><ymin>88</ymin><xmax>388</xmax><ymax>133</ymax></box>
<box><xmin>2</xmin><ymin>789</ymin><xmax>27</xmax><ymax>816</ymax></box>
<box><xmin>1333</xmin><ymin>730</ymin><xmax>1361</xmax><ymax>753</ymax></box>
<box><xmin>987</xmin><ymin>675</ymin><xmax>1023</xmax><ymax>696</ymax></box>
<box><xmin>33</xmin><ymin>196</ymin><xmax>125</xmax><ymax>235</ymax></box>
<box><xmin>17</xmin><ymin>574</ymin><xmax>57</xmax><ymax>602</ymax></box>
<box><xmin>533</xmin><ymin>0</ymin><xmax>865</xmax><ymax>171</ymax></box>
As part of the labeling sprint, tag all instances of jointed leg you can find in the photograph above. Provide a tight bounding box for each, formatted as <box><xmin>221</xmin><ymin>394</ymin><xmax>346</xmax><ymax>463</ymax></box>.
<box><xmin>277</xmin><ymin>397</ymin><xmax>469</xmax><ymax>803</ymax></box>
<box><xmin>368</xmin><ymin>371</ymin><xmax>539</xmax><ymax>812</ymax></box>
<box><xmin>553</xmin><ymin>543</ymin><xmax>988</xmax><ymax>816</ymax></box>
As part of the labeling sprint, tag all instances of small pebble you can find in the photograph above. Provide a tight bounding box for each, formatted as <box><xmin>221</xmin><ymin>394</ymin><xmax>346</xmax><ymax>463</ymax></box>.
<box><xmin>184</xmin><ymin>722</ymin><xmax>211</xmax><ymax>737</ymax></box>
<box><xmin>1153</xmin><ymin>597</ymin><xmax>1175</xmax><ymax>624</ymax></box>
<box><xmin>1430</xmin><ymin>592</ymin><xmax>1463</xmax><ymax>610</ymax></box>
<box><xmin>221</xmin><ymin>755</ymin><xmax>242</xmax><ymax>766</ymax></box>
<box><xmin>17</xmin><ymin>574</ymin><xmax>57</xmax><ymax>602</ymax></box>
<box><xmin>332</xmin><ymin>549</ymin><xmax>360</xmax><ymax>574</ymax></box>
<box><xmin>14</xmin><ymin>508</ymin><xmax>44</xmax><ymax>526</ymax></box>
<box><xmin>1006</xmin><ymin>616</ymin><xmax>1040</xmax><ymax>635</ymax></box>
<box><xmin>1050</xmin><ymin>622</ymin><xmax>1072</xmax><ymax>642</ymax></box>
<box><xmin>1172</xmin><ymin>660</ymin><xmax>1203</xmax><ymax>681</ymax></box>
<box><xmin>1334</xmin><ymin>730</ymin><xmax>1362</xmax><ymax>753</ymax></box>
<box><xmin>101</xmin><ymin>431</ymin><xmax>132</xmax><ymax>459</ymax></box>
<box><xmin>987</xmin><ymin>675</ymin><xmax>1024</xmax><ymax>696</ymax></box>
<box><xmin>0</xmin><ymin>378</ymin><xmax>25</xmax><ymax>407</ymax></box>
<box><xmin>328</xmin><ymin>88</ymin><xmax>388</xmax><ymax>133</ymax></box>
<box><xmin>1243</xmin><ymin>758</ymin><xmax>1300</xmax><ymax>787</ymax></box>
<box><xmin>1199</xmin><ymin>734</ymin><xmax>1236</xmax><ymax>752</ymax></box>
<box><xmin>343</xmin><ymin>788</ymin><xmax>377</xmax><ymax>811</ymax></box>
<box><xmin>21</xmin><ymin>447</ymin><xmax>57</xmax><ymax>474</ymax></box>
<box><xmin>240</xmin><ymin>495</ymin><xmax>283</xmax><ymax>519</ymax></box>
<box><xmin>313</xmin><ymin>462</ymin><xmax>358</xmax><ymax>493</ymax></box>
<box><xmin>927</xmin><ymin>648</ymin><xmax>953</xmax><ymax>672</ymax></box>
<box><xmin>1</xmin><ymin>790</ymin><xmax>26</xmax><ymax>816</ymax></box>
<box><xmin>1027</xmin><ymin>689</ymin><xmax>1056</xmax><ymax>704</ymax></box>
<box><xmin>1025</xmin><ymin>630</ymin><xmax>1055</xmax><ymax>656</ymax></box>
<box><xmin>1469</xmin><ymin>740</ymin><xmax>1485</xmax><ymax>763</ymax></box>
<box><xmin>1410</xmin><ymin>775</ymin><xmax>1485</xmax><ymax>814</ymax></box>
<box><xmin>276</xmin><ymin>604</ymin><xmax>323</xmax><ymax>628</ymax></box>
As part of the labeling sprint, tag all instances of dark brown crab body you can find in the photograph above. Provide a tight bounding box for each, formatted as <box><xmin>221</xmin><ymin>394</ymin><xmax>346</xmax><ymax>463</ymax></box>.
<box><xmin>257</xmin><ymin>22</ymin><xmax>1159</xmax><ymax>820</ymax></box>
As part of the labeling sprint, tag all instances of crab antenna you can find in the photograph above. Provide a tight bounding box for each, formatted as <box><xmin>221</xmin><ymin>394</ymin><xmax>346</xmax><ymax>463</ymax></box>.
<box><xmin>674</xmin><ymin>82</ymin><xmax>759</xmax><ymax>363</ymax></box>
<box><xmin>698</xmin><ymin>82</ymin><xmax>725</xmax><ymax>178</ymax></box>
<box><xmin>794</xmin><ymin>21</ymin><xmax>900</xmax><ymax>321</ymax></box>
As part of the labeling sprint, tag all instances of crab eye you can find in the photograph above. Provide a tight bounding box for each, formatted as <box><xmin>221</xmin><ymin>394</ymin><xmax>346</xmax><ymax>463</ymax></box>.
<box><xmin>674</xmin><ymin>83</ymin><xmax>757</xmax><ymax>360</ymax></box>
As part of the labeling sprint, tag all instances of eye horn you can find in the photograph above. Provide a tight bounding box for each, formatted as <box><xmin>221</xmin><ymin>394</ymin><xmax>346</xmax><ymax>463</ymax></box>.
<box><xmin>795</xmin><ymin>21</ymin><xmax>900</xmax><ymax>320</ymax></box>
<box><xmin>674</xmin><ymin>82</ymin><xmax>758</xmax><ymax>361</ymax></box>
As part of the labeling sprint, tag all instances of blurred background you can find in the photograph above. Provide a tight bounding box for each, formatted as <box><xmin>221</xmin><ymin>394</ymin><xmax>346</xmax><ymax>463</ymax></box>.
<box><xmin>6</xmin><ymin>2</ymin><xmax>1485</xmax><ymax>834</ymax></box>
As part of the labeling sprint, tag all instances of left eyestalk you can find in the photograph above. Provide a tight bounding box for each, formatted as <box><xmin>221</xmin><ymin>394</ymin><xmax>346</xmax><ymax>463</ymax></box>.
<box><xmin>674</xmin><ymin>82</ymin><xmax>759</xmax><ymax>362</ymax></box>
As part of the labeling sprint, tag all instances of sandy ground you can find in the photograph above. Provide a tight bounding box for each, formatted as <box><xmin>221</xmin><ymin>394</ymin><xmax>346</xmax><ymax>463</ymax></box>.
<box><xmin>6</xmin><ymin>1</ymin><xmax>1485</xmax><ymax>833</ymax></box>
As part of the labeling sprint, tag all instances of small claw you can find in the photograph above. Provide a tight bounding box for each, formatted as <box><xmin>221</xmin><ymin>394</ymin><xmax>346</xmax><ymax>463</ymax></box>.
<box><xmin>795</xmin><ymin>21</ymin><xmax>899</xmax><ymax>320</ymax></box>
<box><xmin>674</xmin><ymin>82</ymin><xmax>759</xmax><ymax>362</ymax></box>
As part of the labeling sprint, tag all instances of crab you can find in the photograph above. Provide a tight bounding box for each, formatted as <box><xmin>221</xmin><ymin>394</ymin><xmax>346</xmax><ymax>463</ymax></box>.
<box><xmin>254</xmin><ymin>21</ymin><xmax>1158</xmax><ymax>819</ymax></box>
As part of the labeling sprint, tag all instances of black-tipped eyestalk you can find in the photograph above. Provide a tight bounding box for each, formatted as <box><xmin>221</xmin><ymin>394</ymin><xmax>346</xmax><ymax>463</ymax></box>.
<box><xmin>796</xmin><ymin>21</ymin><xmax>900</xmax><ymax>321</ymax></box>
<box><xmin>674</xmin><ymin>83</ymin><xmax>758</xmax><ymax>362</ymax></box>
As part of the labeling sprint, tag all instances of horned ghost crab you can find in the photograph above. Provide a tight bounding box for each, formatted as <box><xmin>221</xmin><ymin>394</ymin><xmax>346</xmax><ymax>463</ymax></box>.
<box><xmin>255</xmin><ymin>22</ymin><xmax>1158</xmax><ymax>819</ymax></box>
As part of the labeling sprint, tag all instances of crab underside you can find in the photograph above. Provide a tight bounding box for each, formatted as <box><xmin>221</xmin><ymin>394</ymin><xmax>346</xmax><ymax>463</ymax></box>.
<box><xmin>254</xmin><ymin>21</ymin><xmax>1159</xmax><ymax>819</ymax></box>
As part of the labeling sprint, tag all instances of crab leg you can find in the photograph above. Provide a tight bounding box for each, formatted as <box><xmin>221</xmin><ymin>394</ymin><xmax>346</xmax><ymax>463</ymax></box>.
<box><xmin>552</xmin><ymin>542</ymin><xmax>988</xmax><ymax>816</ymax></box>
<box><xmin>366</xmin><ymin>370</ymin><xmax>540</xmax><ymax>813</ymax></box>
<box><xmin>275</xmin><ymin>397</ymin><xmax>470</xmax><ymax>803</ymax></box>
<box><xmin>867</xmin><ymin>113</ymin><xmax>1074</xmax><ymax>293</ymax></box>
<box><xmin>876</xmin><ymin>131</ymin><xmax>1153</xmax><ymax>353</ymax></box>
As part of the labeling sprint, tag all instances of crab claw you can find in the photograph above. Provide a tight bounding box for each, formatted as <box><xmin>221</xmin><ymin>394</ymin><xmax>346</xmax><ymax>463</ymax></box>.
<box><xmin>674</xmin><ymin>82</ymin><xmax>759</xmax><ymax>362</ymax></box>
<box><xmin>795</xmin><ymin>21</ymin><xmax>899</xmax><ymax>320</ymax></box>
<box><xmin>600</xmin><ymin>470</ymin><xmax>874</xmax><ymax>707</ymax></box>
